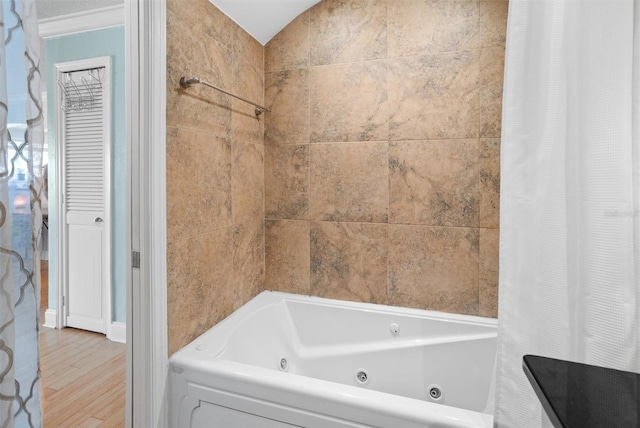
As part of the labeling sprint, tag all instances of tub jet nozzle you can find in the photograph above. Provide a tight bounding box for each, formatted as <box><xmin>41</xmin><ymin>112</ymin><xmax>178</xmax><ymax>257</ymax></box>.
<box><xmin>279</xmin><ymin>358</ymin><xmax>288</xmax><ymax>371</ymax></box>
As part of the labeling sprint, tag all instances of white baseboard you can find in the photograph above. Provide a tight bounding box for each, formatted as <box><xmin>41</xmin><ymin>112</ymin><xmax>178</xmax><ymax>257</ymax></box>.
<box><xmin>42</xmin><ymin>309</ymin><xmax>126</xmax><ymax>343</ymax></box>
<box><xmin>109</xmin><ymin>322</ymin><xmax>127</xmax><ymax>344</ymax></box>
<box><xmin>43</xmin><ymin>309</ymin><xmax>57</xmax><ymax>329</ymax></box>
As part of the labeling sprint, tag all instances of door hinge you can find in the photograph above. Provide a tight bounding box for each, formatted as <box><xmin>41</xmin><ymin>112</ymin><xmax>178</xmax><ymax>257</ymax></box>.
<box><xmin>132</xmin><ymin>251</ymin><xmax>140</xmax><ymax>269</ymax></box>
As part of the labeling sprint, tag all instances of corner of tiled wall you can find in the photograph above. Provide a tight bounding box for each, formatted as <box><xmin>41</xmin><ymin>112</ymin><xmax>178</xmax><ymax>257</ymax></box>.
<box><xmin>165</xmin><ymin>0</ymin><xmax>508</xmax><ymax>355</ymax></box>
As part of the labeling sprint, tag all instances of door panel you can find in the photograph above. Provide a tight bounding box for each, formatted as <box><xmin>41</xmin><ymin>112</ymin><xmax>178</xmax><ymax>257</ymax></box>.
<box><xmin>56</xmin><ymin>57</ymin><xmax>112</xmax><ymax>334</ymax></box>
<box><xmin>66</xmin><ymin>222</ymin><xmax>104</xmax><ymax>333</ymax></box>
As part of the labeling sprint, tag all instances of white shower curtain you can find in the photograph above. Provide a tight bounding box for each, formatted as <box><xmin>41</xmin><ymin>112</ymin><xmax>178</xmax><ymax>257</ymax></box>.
<box><xmin>0</xmin><ymin>0</ymin><xmax>44</xmax><ymax>427</ymax></box>
<box><xmin>494</xmin><ymin>0</ymin><xmax>640</xmax><ymax>426</ymax></box>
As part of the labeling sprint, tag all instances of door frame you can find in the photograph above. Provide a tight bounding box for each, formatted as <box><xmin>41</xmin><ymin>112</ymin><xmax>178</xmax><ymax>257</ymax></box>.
<box><xmin>126</xmin><ymin>0</ymin><xmax>168</xmax><ymax>426</ymax></box>
<box><xmin>54</xmin><ymin>56</ymin><xmax>112</xmax><ymax>336</ymax></box>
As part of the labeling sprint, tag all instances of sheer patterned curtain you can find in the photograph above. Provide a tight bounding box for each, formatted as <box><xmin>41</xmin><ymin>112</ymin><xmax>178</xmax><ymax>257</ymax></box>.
<box><xmin>0</xmin><ymin>0</ymin><xmax>44</xmax><ymax>426</ymax></box>
<box><xmin>494</xmin><ymin>0</ymin><xmax>640</xmax><ymax>426</ymax></box>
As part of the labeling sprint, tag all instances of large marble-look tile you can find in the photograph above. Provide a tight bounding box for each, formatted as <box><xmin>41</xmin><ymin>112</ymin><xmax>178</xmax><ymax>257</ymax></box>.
<box><xmin>389</xmin><ymin>140</ymin><xmax>479</xmax><ymax>227</ymax></box>
<box><xmin>309</xmin><ymin>0</ymin><xmax>387</xmax><ymax>66</ymax></box>
<box><xmin>166</xmin><ymin>126</ymin><xmax>231</xmax><ymax>242</ymax></box>
<box><xmin>231</xmin><ymin>142</ymin><xmax>264</xmax><ymax>225</ymax></box>
<box><xmin>167</xmin><ymin>0</ymin><xmax>234</xmax><ymax>50</ymax></box>
<box><xmin>231</xmin><ymin>52</ymin><xmax>264</xmax><ymax>146</ymax></box>
<box><xmin>265</xmin><ymin>11</ymin><xmax>310</xmax><ymax>72</ymax></box>
<box><xmin>480</xmin><ymin>138</ymin><xmax>500</xmax><ymax>228</ymax></box>
<box><xmin>166</xmin><ymin>9</ymin><xmax>233</xmax><ymax>138</ymax></box>
<box><xmin>389</xmin><ymin>225</ymin><xmax>479</xmax><ymax>314</ymax></box>
<box><xmin>388</xmin><ymin>0</ymin><xmax>479</xmax><ymax>58</ymax></box>
<box><xmin>167</xmin><ymin>227</ymin><xmax>234</xmax><ymax>355</ymax></box>
<box><xmin>234</xmin><ymin>24</ymin><xmax>264</xmax><ymax>73</ymax></box>
<box><xmin>480</xmin><ymin>0</ymin><xmax>509</xmax><ymax>48</ymax></box>
<box><xmin>310</xmin><ymin>61</ymin><xmax>388</xmax><ymax>143</ymax></box>
<box><xmin>166</xmin><ymin>83</ymin><xmax>232</xmax><ymax>142</ymax></box>
<box><xmin>265</xmin><ymin>144</ymin><xmax>309</xmax><ymax>220</ymax></box>
<box><xmin>479</xmin><ymin>47</ymin><xmax>504</xmax><ymax>138</ymax></box>
<box><xmin>388</xmin><ymin>51</ymin><xmax>479</xmax><ymax>141</ymax></box>
<box><xmin>310</xmin><ymin>222</ymin><xmax>388</xmax><ymax>304</ymax></box>
<box><xmin>265</xmin><ymin>220</ymin><xmax>310</xmax><ymax>294</ymax></box>
<box><xmin>479</xmin><ymin>228</ymin><xmax>499</xmax><ymax>318</ymax></box>
<box><xmin>310</xmin><ymin>142</ymin><xmax>388</xmax><ymax>222</ymax></box>
<box><xmin>265</xmin><ymin>69</ymin><xmax>310</xmax><ymax>145</ymax></box>
<box><xmin>233</xmin><ymin>220</ymin><xmax>265</xmax><ymax>309</ymax></box>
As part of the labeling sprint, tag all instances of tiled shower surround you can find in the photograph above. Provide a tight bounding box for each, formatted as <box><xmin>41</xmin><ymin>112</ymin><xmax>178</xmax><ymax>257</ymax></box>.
<box><xmin>166</xmin><ymin>0</ymin><xmax>265</xmax><ymax>354</ymax></box>
<box><xmin>167</xmin><ymin>0</ymin><xmax>506</xmax><ymax>355</ymax></box>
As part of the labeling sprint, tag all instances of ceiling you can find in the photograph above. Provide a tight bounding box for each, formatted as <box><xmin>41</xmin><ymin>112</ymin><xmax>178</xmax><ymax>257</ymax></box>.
<box><xmin>37</xmin><ymin>0</ymin><xmax>319</xmax><ymax>46</ymax></box>
<box><xmin>209</xmin><ymin>0</ymin><xmax>321</xmax><ymax>45</ymax></box>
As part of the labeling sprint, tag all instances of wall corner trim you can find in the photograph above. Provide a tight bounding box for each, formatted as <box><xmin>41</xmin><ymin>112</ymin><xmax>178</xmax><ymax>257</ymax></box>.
<box><xmin>39</xmin><ymin>4</ymin><xmax>125</xmax><ymax>39</ymax></box>
<box><xmin>109</xmin><ymin>322</ymin><xmax>127</xmax><ymax>343</ymax></box>
<box><xmin>43</xmin><ymin>309</ymin><xmax>57</xmax><ymax>329</ymax></box>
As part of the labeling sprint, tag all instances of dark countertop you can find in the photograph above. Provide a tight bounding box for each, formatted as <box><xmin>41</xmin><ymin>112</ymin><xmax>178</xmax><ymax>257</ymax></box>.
<box><xmin>523</xmin><ymin>354</ymin><xmax>640</xmax><ymax>428</ymax></box>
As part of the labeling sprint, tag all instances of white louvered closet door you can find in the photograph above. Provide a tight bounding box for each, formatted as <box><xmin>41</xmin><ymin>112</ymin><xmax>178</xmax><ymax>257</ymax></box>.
<box><xmin>57</xmin><ymin>58</ymin><xmax>111</xmax><ymax>334</ymax></box>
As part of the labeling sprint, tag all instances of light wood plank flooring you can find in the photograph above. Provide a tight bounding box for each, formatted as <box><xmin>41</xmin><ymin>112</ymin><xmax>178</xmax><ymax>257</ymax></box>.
<box><xmin>40</xmin><ymin>261</ymin><xmax>126</xmax><ymax>427</ymax></box>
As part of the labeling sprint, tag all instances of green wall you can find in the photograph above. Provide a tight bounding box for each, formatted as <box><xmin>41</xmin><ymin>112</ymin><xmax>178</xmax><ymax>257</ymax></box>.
<box><xmin>46</xmin><ymin>26</ymin><xmax>126</xmax><ymax>323</ymax></box>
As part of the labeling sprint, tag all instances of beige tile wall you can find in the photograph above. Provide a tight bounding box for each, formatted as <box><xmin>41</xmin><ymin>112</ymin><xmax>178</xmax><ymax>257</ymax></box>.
<box><xmin>264</xmin><ymin>0</ymin><xmax>507</xmax><ymax>318</ymax></box>
<box><xmin>165</xmin><ymin>0</ymin><xmax>506</xmax><ymax>355</ymax></box>
<box><xmin>166</xmin><ymin>0</ymin><xmax>265</xmax><ymax>355</ymax></box>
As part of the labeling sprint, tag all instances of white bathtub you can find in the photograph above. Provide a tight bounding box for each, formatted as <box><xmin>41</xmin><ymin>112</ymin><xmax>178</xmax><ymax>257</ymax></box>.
<box><xmin>169</xmin><ymin>291</ymin><xmax>497</xmax><ymax>428</ymax></box>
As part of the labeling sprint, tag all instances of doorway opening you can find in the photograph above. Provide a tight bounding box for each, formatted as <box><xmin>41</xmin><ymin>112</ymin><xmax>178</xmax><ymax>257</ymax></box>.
<box><xmin>37</xmin><ymin>4</ymin><xmax>129</xmax><ymax>425</ymax></box>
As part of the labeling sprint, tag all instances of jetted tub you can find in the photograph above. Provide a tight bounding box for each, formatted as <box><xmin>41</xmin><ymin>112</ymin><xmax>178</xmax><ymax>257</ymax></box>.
<box><xmin>169</xmin><ymin>291</ymin><xmax>497</xmax><ymax>427</ymax></box>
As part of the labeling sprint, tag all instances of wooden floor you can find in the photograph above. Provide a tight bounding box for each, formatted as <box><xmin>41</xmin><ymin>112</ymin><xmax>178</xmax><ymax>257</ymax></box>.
<box><xmin>40</xmin><ymin>261</ymin><xmax>126</xmax><ymax>427</ymax></box>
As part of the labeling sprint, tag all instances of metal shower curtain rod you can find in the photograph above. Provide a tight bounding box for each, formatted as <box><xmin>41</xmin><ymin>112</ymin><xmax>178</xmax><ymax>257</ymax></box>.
<box><xmin>179</xmin><ymin>76</ymin><xmax>271</xmax><ymax>117</ymax></box>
